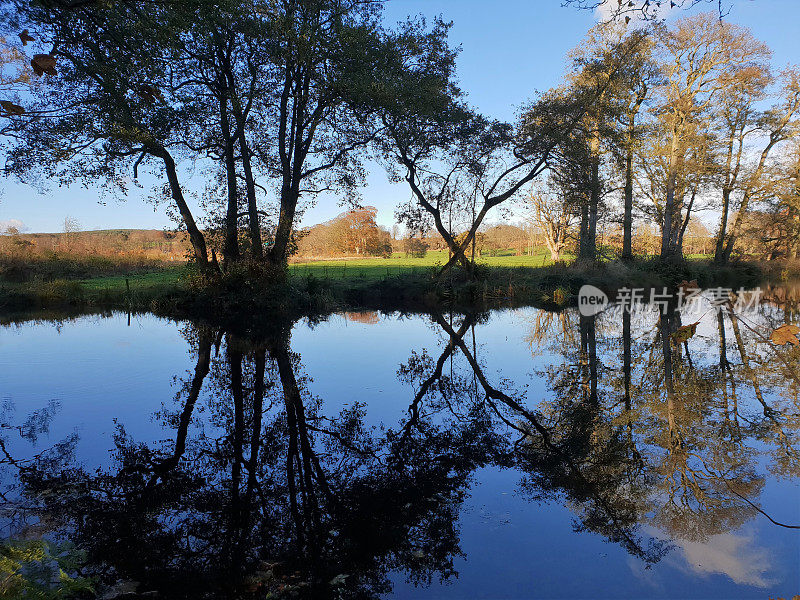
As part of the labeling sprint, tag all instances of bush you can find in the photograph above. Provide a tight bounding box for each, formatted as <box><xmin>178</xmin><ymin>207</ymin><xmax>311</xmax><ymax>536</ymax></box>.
<box><xmin>403</xmin><ymin>238</ymin><xmax>428</xmax><ymax>258</ymax></box>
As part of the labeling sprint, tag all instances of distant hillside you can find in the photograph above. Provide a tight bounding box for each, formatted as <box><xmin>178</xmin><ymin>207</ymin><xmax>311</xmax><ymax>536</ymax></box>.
<box><xmin>1</xmin><ymin>229</ymin><xmax>191</xmax><ymax>261</ymax></box>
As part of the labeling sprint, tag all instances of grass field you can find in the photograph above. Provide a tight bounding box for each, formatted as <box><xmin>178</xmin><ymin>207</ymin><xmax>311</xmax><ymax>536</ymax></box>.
<box><xmin>287</xmin><ymin>250</ymin><xmax>559</xmax><ymax>279</ymax></box>
<box><xmin>71</xmin><ymin>250</ymin><xmax>559</xmax><ymax>289</ymax></box>
<box><xmin>0</xmin><ymin>247</ymin><xmax>771</xmax><ymax>315</ymax></box>
<box><xmin>77</xmin><ymin>268</ymin><xmax>186</xmax><ymax>291</ymax></box>
<box><xmin>0</xmin><ymin>250</ymin><xmax>558</xmax><ymax>296</ymax></box>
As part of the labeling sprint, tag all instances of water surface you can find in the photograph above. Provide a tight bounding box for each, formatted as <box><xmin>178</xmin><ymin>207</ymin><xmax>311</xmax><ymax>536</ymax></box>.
<box><xmin>1</xmin><ymin>295</ymin><xmax>799</xmax><ymax>599</ymax></box>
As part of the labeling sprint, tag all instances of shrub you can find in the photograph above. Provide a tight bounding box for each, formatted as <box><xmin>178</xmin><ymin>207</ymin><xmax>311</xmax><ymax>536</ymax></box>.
<box><xmin>403</xmin><ymin>238</ymin><xmax>428</xmax><ymax>258</ymax></box>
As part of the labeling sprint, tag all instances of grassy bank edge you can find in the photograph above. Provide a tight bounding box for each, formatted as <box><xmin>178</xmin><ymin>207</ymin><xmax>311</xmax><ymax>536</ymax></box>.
<box><xmin>0</xmin><ymin>258</ymin><xmax>789</xmax><ymax>324</ymax></box>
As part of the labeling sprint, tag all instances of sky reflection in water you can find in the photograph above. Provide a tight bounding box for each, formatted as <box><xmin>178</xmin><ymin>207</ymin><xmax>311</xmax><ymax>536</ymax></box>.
<box><xmin>1</xmin><ymin>300</ymin><xmax>798</xmax><ymax>599</ymax></box>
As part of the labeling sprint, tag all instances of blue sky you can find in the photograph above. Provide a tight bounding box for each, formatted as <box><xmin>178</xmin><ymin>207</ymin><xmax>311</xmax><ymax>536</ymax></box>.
<box><xmin>1</xmin><ymin>0</ymin><xmax>797</xmax><ymax>233</ymax></box>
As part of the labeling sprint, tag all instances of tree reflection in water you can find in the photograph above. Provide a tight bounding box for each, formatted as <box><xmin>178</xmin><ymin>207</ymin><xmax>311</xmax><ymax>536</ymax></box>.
<box><xmin>1</xmin><ymin>298</ymin><xmax>799</xmax><ymax>598</ymax></box>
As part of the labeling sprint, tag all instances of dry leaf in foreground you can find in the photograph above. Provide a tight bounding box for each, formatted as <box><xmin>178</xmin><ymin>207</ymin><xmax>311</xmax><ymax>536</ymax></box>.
<box><xmin>671</xmin><ymin>321</ymin><xmax>700</xmax><ymax>344</ymax></box>
<box><xmin>770</xmin><ymin>324</ymin><xmax>800</xmax><ymax>346</ymax></box>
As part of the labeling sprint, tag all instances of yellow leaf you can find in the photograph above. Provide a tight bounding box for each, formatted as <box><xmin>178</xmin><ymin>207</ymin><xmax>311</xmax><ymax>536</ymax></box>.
<box><xmin>770</xmin><ymin>324</ymin><xmax>800</xmax><ymax>346</ymax></box>
<box><xmin>671</xmin><ymin>321</ymin><xmax>699</xmax><ymax>344</ymax></box>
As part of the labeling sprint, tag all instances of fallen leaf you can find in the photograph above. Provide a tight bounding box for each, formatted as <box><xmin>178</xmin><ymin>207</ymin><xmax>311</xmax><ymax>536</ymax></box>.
<box><xmin>671</xmin><ymin>321</ymin><xmax>699</xmax><ymax>344</ymax></box>
<box><xmin>31</xmin><ymin>54</ymin><xmax>56</xmax><ymax>76</ymax></box>
<box><xmin>136</xmin><ymin>83</ymin><xmax>163</xmax><ymax>104</ymax></box>
<box><xmin>19</xmin><ymin>29</ymin><xmax>35</xmax><ymax>45</ymax></box>
<box><xmin>770</xmin><ymin>324</ymin><xmax>800</xmax><ymax>346</ymax></box>
<box><xmin>0</xmin><ymin>100</ymin><xmax>25</xmax><ymax>115</ymax></box>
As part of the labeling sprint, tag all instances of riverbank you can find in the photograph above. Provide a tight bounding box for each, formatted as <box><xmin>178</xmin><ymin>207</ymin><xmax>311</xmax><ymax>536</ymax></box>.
<box><xmin>1</xmin><ymin>252</ymin><xmax>788</xmax><ymax>321</ymax></box>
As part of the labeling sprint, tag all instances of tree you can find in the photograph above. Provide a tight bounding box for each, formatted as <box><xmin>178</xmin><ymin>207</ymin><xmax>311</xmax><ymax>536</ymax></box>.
<box><xmin>176</xmin><ymin>0</ymin><xmax>271</xmax><ymax>264</ymax></box>
<box><xmin>257</xmin><ymin>0</ymin><xmax>384</xmax><ymax>272</ymax></box>
<box><xmin>775</xmin><ymin>143</ymin><xmax>800</xmax><ymax>259</ymax></box>
<box><xmin>372</xmin><ymin>19</ymin><xmax>644</xmax><ymax>277</ymax></box>
<box><xmin>2</xmin><ymin>0</ymin><xmax>213</xmax><ymax>268</ymax></box>
<box><xmin>522</xmin><ymin>184</ymin><xmax>575</xmax><ymax>261</ymax></box>
<box><xmin>607</xmin><ymin>28</ymin><xmax>660</xmax><ymax>260</ymax></box>
<box><xmin>3</xmin><ymin>0</ymin><xmax>389</xmax><ymax>274</ymax></box>
<box><xmin>403</xmin><ymin>236</ymin><xmax>428</xmax><ymax>258</ymax></box>
<box><xmin>61</xmin><ymin>215</ymin><xmax>79</xmax><ymax>250</ymax></box>
<box><xmin>652</xmin><ymin>14</ymin><xmax>771</xmax><ymax>261</ymax></box>
<box><xmin>718</xmin><ymin>67</ymin><xmax>800</xmax><ymax>263</ymax></box>
<box><xmin>370</xmin><ymin>17</ymin><xmax>492</xmax><ymax>276</ymax></box>
<box><xmin>536</xmin><ymin>25</ymin><xmax>652</xmax><ymax>263</ymax></box>
<box><xmin>710</xmin><ymin>43</ymin><xmax>772</xmax><ymax>263</ymax></box>
<box><xmin>295</xmin><ymin>207</ymin><xmax>390</xmax><ymax>257</ymax></box>
<box><xmin>565</xmin><ymin>24</ymin><xmax>628</xmax><ymax>262</ymax></box>
<box><xmin>330</xmin><ymin>206</ymin><xmax>390</xmax><ymax>256</ymax></box>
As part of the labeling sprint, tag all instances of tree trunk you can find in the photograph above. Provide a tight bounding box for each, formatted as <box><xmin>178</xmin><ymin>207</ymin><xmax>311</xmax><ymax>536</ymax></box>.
<box><xmin>220</xmin><ymin>90</ymin><xmax>240</xmax><ymax>264</ymax></box>
<box><xmin>578</xmin><ymin>199</ymin><xmax>590</xmax><ymax>260</ymax></box>
<box><xmin>579</xmin><ymin>129</ymin><xmax>600</xmax><ymax>262</ymax></box>
<box><xmin>722</xmin><ymin>140</ymin><xmax>777</xmax><ymax>263</ymax></box>
<box><xmin>721</xmin><ymin>190</ymin><xmax>751</xmax><ymax>263</ymax></box>
<box><xmin>431</xmin><ymin>198</ymin><xmax>484</xmax><ymax>275</ymax></box>
<box><xmin>589</xmin><ymin>136</ymin><xmax>600</xmax><ymax>257</ymax></box>
<box><xmin>269</xmin><ymin>183</ymin><xmax>299</xmax><ymax>271</ymax></box>
<box><xmin>714</xmin><ymin>187</ymin><xmax>732</xmax><ymax>264</ymax></box>
<box><xmin>622</xmin><ymin>144</ymin><xmax>634</xmax><ymax>261</ymax></box>
<box><xmin>661</xmin><ymin>132</ymin><xmax>682</xmax><ymax>262</ymax></box>
<box><xmin>224</xmin><ymin>66</ymin><xmax>264</xmax><ymax>260</ymax></box>
<box><xmin>160</xmin><ymin>150</ymin><xmax>209</xmax><ymax>268</ymax></box>
<box><xmin>240</xmin><ymin>137</ymin><xmax>263</xmax><ymax>259</ymax></box>
<box><xmin>661</xmin><ymin>171</ymin><xmax>677</xmax><ymax>260</ymax></box>
<box><xmin>676</xmin><ymin>187</ymin><xmax>695</xmax><ymax>256</ymax></box>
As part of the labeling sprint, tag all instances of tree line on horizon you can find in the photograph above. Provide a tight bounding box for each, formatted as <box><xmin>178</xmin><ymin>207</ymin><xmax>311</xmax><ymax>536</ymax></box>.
<box><xmin>0</xmin><ymin>1</ymin><xmax>798</xmax><ymax>279</ymax></box>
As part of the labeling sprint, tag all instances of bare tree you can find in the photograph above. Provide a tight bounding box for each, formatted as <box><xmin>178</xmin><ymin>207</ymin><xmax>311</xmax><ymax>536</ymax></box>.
<box><xmin>61</xmin><ymin>215</ymin><xmax>80</xmax><ymax>250</ymax></box>
<box><xmin>522</xmin><ymin>184</ymin><xmax>576</xmax><ymax>261</ymax></box>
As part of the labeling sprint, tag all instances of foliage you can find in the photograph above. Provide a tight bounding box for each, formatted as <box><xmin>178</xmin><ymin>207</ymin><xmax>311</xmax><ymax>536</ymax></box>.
<box><xmin>0</xmin><ymin>539</ymin><xmax>94</xmax><ymax>599</ymax></box>
<box><xmin>403</xmin><ymin>238</ymin><xmax>428</xmax><ymax>259</ymax></box>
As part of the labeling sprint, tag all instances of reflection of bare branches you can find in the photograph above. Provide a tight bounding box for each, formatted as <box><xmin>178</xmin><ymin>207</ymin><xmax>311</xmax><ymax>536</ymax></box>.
<box><xmin>431</xmin><ymin>311</ymin><xmax>666</xmax><ymax>563</ymax></box>
<box><xmin>722</xmin><ymin>478</ymin><xmax>800</xmax><ymax>529</ymax></box>
<box><xmin>728</xmin><ymin>310</ymin><xmax>800</xmax><ymax>386</ymax></box>
<box><xmin>394</xmin><ymin>316</ymin><xmax>475</xmax><ymax>462</ymax></box>
<box><xmin>524</xmin><ymin>310</ymin><xmax>577</xmax><ymax>356</ymax></box>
